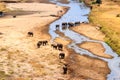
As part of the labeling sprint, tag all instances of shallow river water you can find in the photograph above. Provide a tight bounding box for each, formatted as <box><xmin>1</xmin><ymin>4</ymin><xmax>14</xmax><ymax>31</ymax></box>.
<box><xmin>49</xmin><ymin>0</ymin><xmax>120</xmax><ymax>80</ymax></box>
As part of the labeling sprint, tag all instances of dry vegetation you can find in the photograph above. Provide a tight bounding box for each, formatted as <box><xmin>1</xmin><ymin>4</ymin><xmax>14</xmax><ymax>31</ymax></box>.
<box><xmin>88</xmin><ymin>0</ymin><xmax>120</xmax><ymax>55</ymax></box>
<box><xmin>0</xmin><ymin>2</ymin><xmax>8</xmax><ymax>11</ymax></box>
<box><xmin>0</xmin><ymin>44</ymin><xmax>67</xmax><ymax>80</ymax></box>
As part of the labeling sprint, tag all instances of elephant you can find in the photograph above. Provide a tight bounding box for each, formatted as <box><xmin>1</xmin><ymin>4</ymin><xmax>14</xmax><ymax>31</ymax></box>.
<box><xmin>37</xmin><ymin>41</ymin><xmax>42</xmax><ymax>48</ymax></box>
<box><xmin>63</xmin><ymin>64</ymin><xmax>68</xmax><ymax>74</ymax></box>
<box><xmin>56</xmin><ymin>24</ymin><xmax>60</xmax><ymax>30</ymax></box>
<box><xmin>75</xmin><ymin>21</ymin><xmax>80</xmax><ymax>26</ymax></box>
<box><xmin>62</xmin><ymin>22</ymin><xmax>67</xmax><ymax>26</ymax></box>
<box><xmin>42</xmin><ymin>40</ymin><xmax>48</xmax><ymax>46</ymax></box>
<box><xmin>59</xmin><ymin>53</ymin><xmax>65</xmax><ymax>59</ymax></box>
<box><xmin>68</xmin><ymin>22</ymin><xmax>74</xmax><ymax>27</ymax></box>
<box><xmin>57</xmin><ymin>43</ymin><xmax>63</xmax><ymax>51</ymax></box>
<box><xmin>27</xmin><ymin>32</ymin><xmax>33</xmax><ymax>37</ymax></box>
<box><xmin>51</xmin><ymin>43</ymin><xmax>63</xmax><ymax>51</ymax></box>
<box><xmin>37</xmin><ymin>40</ymin><xmax>48</xmax><ymax>48</ymax></box>
<box><xmin>51</xmin><ymin>44</ymin><xmax>58</xmax><ymax>50</ymax></box>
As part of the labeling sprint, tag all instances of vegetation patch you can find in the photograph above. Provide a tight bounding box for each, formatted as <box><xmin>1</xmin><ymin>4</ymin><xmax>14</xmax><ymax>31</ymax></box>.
<box><xmin>88</xmin><ymin>0</ymin><xmax>120</xmax><ymax>55</ymax></box>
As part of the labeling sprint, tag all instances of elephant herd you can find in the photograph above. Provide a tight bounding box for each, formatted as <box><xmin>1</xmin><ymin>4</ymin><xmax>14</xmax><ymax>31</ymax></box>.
<box><xmin>55</xmin><ymin>21</ymin><xmax>86</xmax><ymax>30</ymax></box>
<box><xmin>51</xmin><ymin>43</ymin><xmax>63</xmax><ymax>51</ymax></box>
<box><xmin>27</xmin><ymin>32</ymin><xmax>68</xmax><ymax>74</ymax></box>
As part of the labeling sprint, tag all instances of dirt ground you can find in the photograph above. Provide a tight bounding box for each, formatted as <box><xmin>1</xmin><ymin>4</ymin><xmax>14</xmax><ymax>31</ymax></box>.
<box><xmin>0</xmin><ymin>3</ymin><xmax>69</xmax><ymax>80</ymax></box>
<box><xmin>65</xmin><ymin>49</ymin><xmax>110</xmax><ymax>80</ymax></box>
<box><xmin>0</xmin><ymin>1</ymin><xmax>110</xmax><ymax>80</ymax></box>
<box><xmin>53</xmin><ymin>37</ymin><xmax>110</xmax><ymax>80</ymax></box>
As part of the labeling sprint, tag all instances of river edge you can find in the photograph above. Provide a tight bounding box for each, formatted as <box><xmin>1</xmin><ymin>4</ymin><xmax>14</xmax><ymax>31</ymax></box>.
<box><xmin>53</xmin><ymin>34</ymin><xmax>110</xmax><ymax>80</ymax></box>
<box><xmin>69</xmin><ymin>24</ymin><xmax>113</xmax><ymax>59</ymax></box>
<box><xmin>54</xmin><ymin>28</ymin><xmax>110</xmax><ymax>80</ymax></box>
<box><xmin>51</xmin><ymin>1</ymin><xmax>111</xmax><ymax>80</ymax></box>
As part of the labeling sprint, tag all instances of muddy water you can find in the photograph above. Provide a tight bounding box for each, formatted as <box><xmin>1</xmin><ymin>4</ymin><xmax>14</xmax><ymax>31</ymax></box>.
<box><xmin>49</xmin><ymin>0</ymin><xmax>120</xmax><ymax>80</ymax></box>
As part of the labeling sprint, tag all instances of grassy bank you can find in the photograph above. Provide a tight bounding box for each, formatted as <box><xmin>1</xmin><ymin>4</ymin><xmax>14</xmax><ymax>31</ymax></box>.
<box><xmin>87</xmin><ymin>0</ymin><xmax>120</xmax><ymax>55</ymax></box>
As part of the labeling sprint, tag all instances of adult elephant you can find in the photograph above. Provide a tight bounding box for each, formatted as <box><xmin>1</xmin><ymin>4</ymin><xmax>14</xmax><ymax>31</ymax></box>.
<box><xmin>57</xmin><ymin>43</ymin><xmax>63</xmax><ymax>51</ymax></box>
<box><xmin>62</xmin><ymin>22</ymin><xmax>67</xmax><ymax>26</ymax></box>
<box><xmin>68</xmin><ymin>22</ymin><xmax>74</xmax><ymax>27</ymax></box>
<box><xmin>75</xmin><ymin>21</ymin><xmax>80</xmax><ymax>26</ymax></box>
<box><xmin>59</xmin><ymin>53</ymin><xmax>65</xmax><ymax>59</ymax></box>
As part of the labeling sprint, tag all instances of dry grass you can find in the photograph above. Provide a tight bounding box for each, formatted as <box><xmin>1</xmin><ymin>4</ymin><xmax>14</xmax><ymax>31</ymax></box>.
<box><xmin>0</xmin><ymin>2</ymin><xmax>9</xmax><ymax>11</ymax></box>
<box><xmin>0</xmin><ymin>3</ymin><xmax>68</xmax><ymax>80</ymax></box>
<box><xmin>89</xmin><ymin>0</ymin><xmax>120</xmax><ymax>55</ymax></box>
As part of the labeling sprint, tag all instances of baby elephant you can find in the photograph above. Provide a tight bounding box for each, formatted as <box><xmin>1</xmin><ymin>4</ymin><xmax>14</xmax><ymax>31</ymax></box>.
<box><xmin>59</xmin><ymin>53</ymin><xmax>65</xmax><ymax>59</ymax></box>
<box><xmin>27</xmin><ymin>32</ymin><xmax>33</xmax><ymax>37</ymax></box>
<box><xmin>63</xmin><ymin>64</ymin><xmax>68</xmax><ymax>74</ymax></box>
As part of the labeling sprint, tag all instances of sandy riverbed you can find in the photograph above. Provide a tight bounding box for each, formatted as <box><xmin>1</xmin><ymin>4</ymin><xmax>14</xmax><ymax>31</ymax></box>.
<box><xmin>71</xmin><ymin>23</ymin><xmax>105</xmax><ymax>41</ymax></box>
<box><xmin>70</xmin><ymin>23</ymin><xmax>113</xmax><ymax>59</ymax></box>
<box><xmin>79</xmin><ymin>42</ymin><xmax>113</xmax><ymax>59</ymax></box>
<box><xmin>54</xmin><ymin>38</ymin><xmax>110</xmax><ymax>80</ymax></box>
<box><xmin>54</xmin><ymin>29</ymin><xmax>110</xmax><ymax>80</ymax></box>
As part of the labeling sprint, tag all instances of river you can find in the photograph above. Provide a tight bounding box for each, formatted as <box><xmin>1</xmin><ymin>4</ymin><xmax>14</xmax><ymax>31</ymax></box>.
<box><xmin>49</xmin><ymin>0</ymin><xmax>120</xmax><ymax>80</ymax></box>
